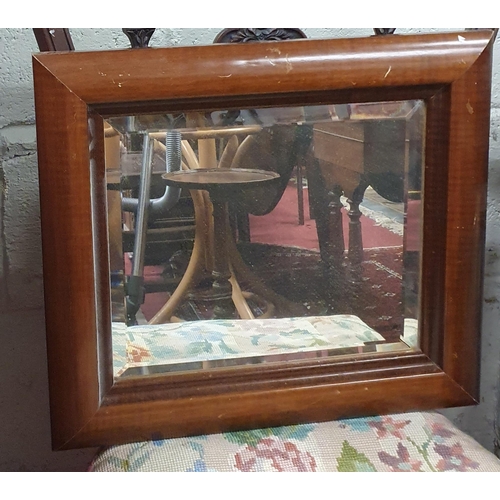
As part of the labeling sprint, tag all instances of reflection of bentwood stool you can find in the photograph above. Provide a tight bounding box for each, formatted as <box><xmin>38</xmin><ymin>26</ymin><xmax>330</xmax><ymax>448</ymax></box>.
<box><xmin>156</xmin><ymin>168</ymin><xmax>280</xmax><ymax>320</ymax></box>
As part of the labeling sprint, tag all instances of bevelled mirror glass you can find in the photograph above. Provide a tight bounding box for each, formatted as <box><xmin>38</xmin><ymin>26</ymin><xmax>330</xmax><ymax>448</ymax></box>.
<box><xmin>105</xmin><ymin>99</ymin><xmax>424</xmax><ymax>379</ymax></box>
<box><xmin>33</xmin><ymin>30</ymin><xmax>494</xmax><ymax>449</ymax></box>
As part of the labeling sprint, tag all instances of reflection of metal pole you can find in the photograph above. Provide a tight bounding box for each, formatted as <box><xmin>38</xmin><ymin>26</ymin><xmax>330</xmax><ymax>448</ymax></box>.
<box><xmin>126</xmin><ymin>133</ymin><xmax>153</xmax><ymax>325</ymax></box>
<box><xmin>149</xmin><ymin>131</ymin><xmax>182</xmax><ymax>215</ymax></box>
<box><xmin>125</xmin><ymin>131</ymin><xmax>182</xmax><ymax>325</ymax></box>
<box><xmin>121</xmin><ymin>131</ymin><xmax>182</xmax><ymax>216</ymax></box>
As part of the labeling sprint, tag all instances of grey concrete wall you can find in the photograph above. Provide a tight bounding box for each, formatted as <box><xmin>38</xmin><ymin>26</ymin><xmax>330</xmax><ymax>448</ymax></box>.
<box><xmin>0</xmin><ymin>28</ymin><xmax>498</xmax><ymax>471</ymax></box>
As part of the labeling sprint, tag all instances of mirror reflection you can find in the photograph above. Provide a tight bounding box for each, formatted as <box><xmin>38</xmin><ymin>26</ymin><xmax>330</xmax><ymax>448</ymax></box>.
<box><xmin>103</xmin><ymin>100</ymin><xmax>425</xmax><ymax>378</ymax></box>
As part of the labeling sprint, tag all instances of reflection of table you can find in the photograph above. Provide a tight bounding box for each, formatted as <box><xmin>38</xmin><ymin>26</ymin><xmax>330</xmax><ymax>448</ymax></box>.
<box><xmin>116</xmin><ymin>123</ymin><xmax>266</xmax><ymax>324</ymax></box>
<box><xmin>106</xmin><ymin>152</ymin><xmax>167</xmax><ymax>188</ymax></box>
<box><xmin>311</xmin><ymin>119</ymin><xmax>409</xmax><ymax>279</ymax></box>
<box><xmin>151</xmin><ymin>168</ymin><xmax>282</xmax><ymax>322</ymax></box>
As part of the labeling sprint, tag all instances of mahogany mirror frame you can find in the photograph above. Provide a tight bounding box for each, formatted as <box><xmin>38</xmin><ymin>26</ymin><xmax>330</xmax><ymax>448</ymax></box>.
<box><xmin>32</xmin><ymin>30</ymin><xmax>494</xmax><ymax>450</ymax></box>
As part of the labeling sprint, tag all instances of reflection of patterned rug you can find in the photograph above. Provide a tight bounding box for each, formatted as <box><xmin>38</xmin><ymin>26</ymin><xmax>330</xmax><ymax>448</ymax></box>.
<box><xmin>238</xmin><ymin>243</ymin><xmax>404</xmax><ymax>342</ymax></box>
<box><xmin>138</xmin><ymin>244</ymin><xmax>406</xmax><ymax>343</ymax></box>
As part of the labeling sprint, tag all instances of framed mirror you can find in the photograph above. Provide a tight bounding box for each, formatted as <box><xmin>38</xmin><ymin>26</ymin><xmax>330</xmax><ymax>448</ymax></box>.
<box><xmin>33</xmin><ymin>30</ymin><xmax>495</xmax><ymax>449</ymax></box>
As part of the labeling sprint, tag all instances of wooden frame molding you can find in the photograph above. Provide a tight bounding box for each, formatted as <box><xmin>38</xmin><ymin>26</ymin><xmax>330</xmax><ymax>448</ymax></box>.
<box><xmin>32</xmin><ymin>30</ymin><xmax>494</xmax><ymax>449</ymax></box>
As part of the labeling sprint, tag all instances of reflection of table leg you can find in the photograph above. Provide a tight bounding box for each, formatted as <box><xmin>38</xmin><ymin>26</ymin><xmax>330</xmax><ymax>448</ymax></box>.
<box><xmin>346</xmin><ymin>181</ymin><xmax>369</xmax><ymax>283</ymax></box>
<box><xmin>181</xmin><ymin>140</ymin><xmax>216</xmax><ymax>271</ymax></box>
<box><xmin>306</xmin><ymin>159</ymin><xmax>345</xmax><ymax>277</ymax></box>
<box><xmin>230</xmin><ymin>272</ymin><xmax>254</xmax><ymax>319</ymax></box>
<box><xmin>312</xmin><ymin>184</ymin><xmax>345</xmax><ymax>281</ymax></box>
<box><xmin>151</xmin><ymin>186</ymin><xmax>301</xmax><ymax>324</ymax></box>
<box><xmin>226</xmin><ymin>233</ymin><xmax>306</xmax><ymax>317</ymax></box>
<box><xmin>149</xmin><ymin>187</ymin><xmax>282</xmax><ymax>323</ymax></box>
<box><xmin>326</xmin><ymin>186</ymin><xmax>346</xmax><ymax>268</ymax></box>
<box><xmin>211</xmin><ymin>199</ymin><xmax>237</xmax><ymax>319</ymax></box>
<box><xmin>149</xmin><ymin>137</ymin><xmax>247</xmax><ymax>323</ymax></box>
<box><xmin>149</xmin><ymin>188</ymin><xmax>208</xmax><ymax>324</ymax></box>
<box><xmin>148</xmin><ymin>123</ymin><xmax>299</xmax><ymax>323</ymax></box>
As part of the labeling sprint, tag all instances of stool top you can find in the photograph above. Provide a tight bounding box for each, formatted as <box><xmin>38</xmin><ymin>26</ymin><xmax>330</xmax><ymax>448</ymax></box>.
<box><xmin>162</xmin><ymin>168</ymin><xmax>280</xmax><ymax>195</ymax></box>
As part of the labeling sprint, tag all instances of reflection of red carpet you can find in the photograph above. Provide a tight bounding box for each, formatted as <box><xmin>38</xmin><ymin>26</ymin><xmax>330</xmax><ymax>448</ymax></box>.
<box><xmin>133</xmin><ymin>183</ymin><xmax>406</xmax><ymax>340</ymax></box>
<box><xmin>249</xmin><ymin>184</ymin><xmax>402</xmax><ymax>250</ymax></box>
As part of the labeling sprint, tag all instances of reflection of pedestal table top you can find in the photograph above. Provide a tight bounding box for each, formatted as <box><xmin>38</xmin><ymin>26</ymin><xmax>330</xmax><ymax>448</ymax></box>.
<box><xmin>158</xmin><ymin>168</ymin><xmax>280</xmax><ymax>321</ymax></box>
<box><xmin>162</xmin><ymin>168</ymin><xmax>280</xmax><ymax>200</ymax></box>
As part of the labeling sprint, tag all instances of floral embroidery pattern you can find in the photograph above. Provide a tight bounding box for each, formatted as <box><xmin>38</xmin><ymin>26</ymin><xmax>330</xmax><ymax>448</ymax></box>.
<box><xmin>435</xmin><ymin>443</ymin><xmax>480</xmax><ymax>471</ymax></box>
<box><xmin>428</xmin><ymin>421</ymin><xmax>456</xmax><ymax>442</ymax></box>
<box><xmin>101</xmin><ymin>442</ymin><xmax>153</xmax><ymax>472</ymax></box>
<box><xmin>225</xmin><ymin>424</ymin><xmax>315</xmax><ymax>447</ymax></box>
<box><xmin>369</xmin><ymin>416</ymin><xmax>412</xmax><ymax>440</ymax></box>
<box><xmin>378</xmin><ymin>442</ymin><xmax>423</xmax><ymax>472</ymax></box>
<box><xmin>112</xmin><ymin>316</ymin><xmax>384</xmax><ymax>377</ymax></box>
<box><xmin>337</xmin><ymin>441</ymin><xmax>377</xmax><ymax>472</ymax></box>
<box><xmin>233</xmin><ymin>438</ymin><xmax>316</xmax><ymax>472</ymax></box>
<box><xmin>89</xmin><ymin>412</ymin><xmax>500</xmax><ymax>472</ymax></box>
<box><xmin>339</xmin><ymin>415</ymin><xmax>383</xmax><ymax>433</ymax></box>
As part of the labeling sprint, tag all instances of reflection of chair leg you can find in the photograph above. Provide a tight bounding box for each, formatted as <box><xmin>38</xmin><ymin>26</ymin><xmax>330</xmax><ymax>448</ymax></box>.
<box><xmin>297</xmin><ymin>165</ymin><xmax>305</xmax><ymax>225</ymax></box>
<box><xmin>234</xmin><ymin>212</ymin><xmax>251</xmax><ymax>242</ymax></box>
<box><xmin>148</xmin><ymin>189</ymin><xmax>209</xmax><ymax>324</ymax></box>
<box><xmin>218</xmin><ymin>135</ymin><xmax>239</xmax><ymax>170</ymax></box>
<box><xmin>230</xmin><ymin>273</ymin><xmax>254</xmax><ymax>319</ymax></box>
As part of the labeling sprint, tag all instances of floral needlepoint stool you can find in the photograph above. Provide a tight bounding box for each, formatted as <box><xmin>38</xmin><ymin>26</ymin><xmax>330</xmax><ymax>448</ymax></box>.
<box><xmin>89</xmin><ymin>412</ymin><xmax>500</xmax><ymax>472</ymax></box>
<box><xmin>93</xmin><ymin>317</ymin><xmax>500</xmax><ymax>471</ymax></box>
